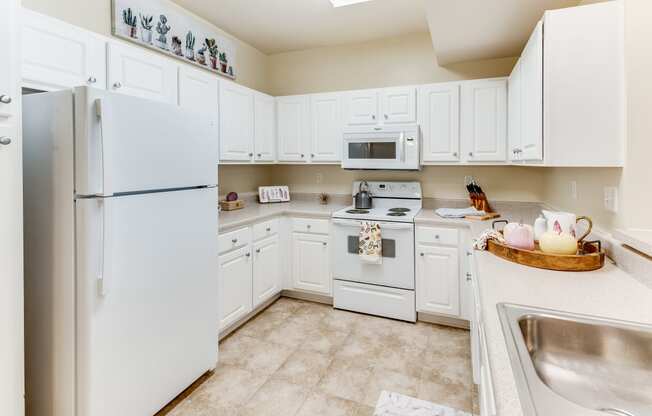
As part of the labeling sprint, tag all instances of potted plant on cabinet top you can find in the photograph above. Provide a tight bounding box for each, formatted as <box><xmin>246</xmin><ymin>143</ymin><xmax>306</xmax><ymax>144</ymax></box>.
<box><xmin>122</xmin><ymin>8</ymin><xmax>138</xmax><ymax>39</ymax></box>
<box><xmin>139</xmin><ymin>14</ymin><xmax>153</xmax><ymax>44</ymax></box>
<box><xmin>205</xmin><ymin>38</ymin><xmax>218</xmax><ymax>70</ymax></box>
<box><xmin>171</xmin><ymin>36</ymin><xmax>182</xmax><ymax>56</ymax></box>
<box><xmin>185</xmin><ymin>31</ymin><xmax>196</xmax><ymax>61</ymax></box>
<box><xmin>219</xmin><ymin>52</ymin><xmax>228</xmax><ymax>73</ymax></box>
<box><xmin>155</xmin><ymin>15</ymin><xmax>171</xmax><ymax>50</ymax></box>
<box><xmin>196</xmin><ymin>43</ymin><xmax>207</xmax><ymax>66</ymax></box>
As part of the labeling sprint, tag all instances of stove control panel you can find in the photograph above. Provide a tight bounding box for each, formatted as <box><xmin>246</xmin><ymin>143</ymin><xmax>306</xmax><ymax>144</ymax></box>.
<box><xmin>352</xmin><ymin>181</ymin><xmax>422</xmax><ymax>199</ymax></box>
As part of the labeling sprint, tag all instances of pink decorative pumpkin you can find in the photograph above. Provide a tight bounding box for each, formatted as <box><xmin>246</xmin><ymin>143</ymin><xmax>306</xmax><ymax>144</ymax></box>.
<box><xmin>504</xmin><ymin>222</ymin><xmax>535</xmax><ymax>250</ymax></box>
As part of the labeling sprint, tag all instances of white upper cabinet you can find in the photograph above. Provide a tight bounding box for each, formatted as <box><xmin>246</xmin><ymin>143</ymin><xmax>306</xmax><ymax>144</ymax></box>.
<box><xmin>419</xmin><ymin>83</ymin><xmax>460</xmax><ymax>162</ymax></box>
<box><xmin>178</xmin><ymin>64</ymin><xmax>218</xmax><ymax>125</ymax></box>
<box><xmin>518</xmin><ymin>21</ymin><xmax>543</xmax><ymax>162</ymax></box>
<box><xmin>508</xmin><ymin>60</ymin><xmax>523</xmax><ymax>162</ymax></box>
<box><xmin>277</xmin><ymin>95</ymin><xmax>310</xmax><ymax>162</ymax></box>
<box><xmin>107</xmin><ymin>41</ymin><xmax>178</xmax><ymax>104</ymax></box>
<box><xmin>219</xmin><ymin>80</ymin><xmax>255</xmax><ymax>161</ymax></box>
<box><xmin>310</xmin><ymin>92</ymin><xmax>343</xmax><ymax>163</ymax></box>
<box><xmin>461</xmin><ymin>79</ymin><xmax>507</xmax><ymax>163</ymax></box>
<box><xmin>344</xmin><ymin>89</ymin><xmax>379</xmax><ymax>126</ymax></box>
<box><xmin>380</xmin><ymin>86</ymin><xmax>417</xmax><ymax>124</ymax></box>
<box><xmin>21</xmin><ymin>9</ymin><xmax>106</xmax><ymax>91</ymax></box>
<box><xmin>254</xmin><ymin>92</ymin><xmax>276</xmax><ymax>162</ymax></box>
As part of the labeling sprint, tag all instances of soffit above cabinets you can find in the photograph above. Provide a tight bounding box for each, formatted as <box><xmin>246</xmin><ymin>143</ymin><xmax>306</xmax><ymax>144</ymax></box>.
<box><xmin>424</xmin><ymin>0</ymin><xmax>581</xmax><ymax>65</ymax></box>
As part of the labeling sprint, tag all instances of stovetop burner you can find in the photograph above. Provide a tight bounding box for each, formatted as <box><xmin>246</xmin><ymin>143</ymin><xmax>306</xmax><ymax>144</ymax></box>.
<box><xmin>388</xmin><ymin>208</ymin><xmax>411</xmax><ymax>213</ymax></box>
<box><xmin>387</xmin><ymin>212</ymin><xmax>407</xmax><ymax>217</ymax></box>
<box><xmin>346</xmin><ymin>209</ymin><xmax>370</xmax><ymax>214</ymax></box>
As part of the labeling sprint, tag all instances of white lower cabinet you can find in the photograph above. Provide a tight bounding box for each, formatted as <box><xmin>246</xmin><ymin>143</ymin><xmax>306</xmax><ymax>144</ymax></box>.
<box><xmin>416</xmin><ymin>244</ymin><xmax>460</xmax><ymax>316</ymax></box>
<box><xmin>291</xmin><ymin>231</ymin><xmax>331</xmax><ymax>295</ymax></box>
<box><xmin>252</xmin><ymin>235</ymin><xmax>281</xmax><ymax>307</ymax></box>
<box><xmin>218</xmin><ymin>246</ymin><xmax>253</xmax><ymax>330</ymax></box>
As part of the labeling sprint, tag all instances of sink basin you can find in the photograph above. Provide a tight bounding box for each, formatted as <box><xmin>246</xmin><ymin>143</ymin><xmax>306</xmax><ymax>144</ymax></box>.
<box><xmin>498</xmin><ymin>303</ymin><xmax>652</xmax><ymax>416</ymax></box>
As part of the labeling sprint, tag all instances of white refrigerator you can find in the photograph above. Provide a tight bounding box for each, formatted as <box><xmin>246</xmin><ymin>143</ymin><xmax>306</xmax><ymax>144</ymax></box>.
<box><xmin>22</xmin><ymin>87</ymin><xmax>220</xmax><ymax>416</ymax></box>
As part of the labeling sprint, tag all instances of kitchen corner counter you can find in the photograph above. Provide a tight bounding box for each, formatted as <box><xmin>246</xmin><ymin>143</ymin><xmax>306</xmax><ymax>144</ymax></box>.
<box><xmin>218</xmin><ymin>200</ymin><xmax>348</xmax><ymax>232</ymax></box>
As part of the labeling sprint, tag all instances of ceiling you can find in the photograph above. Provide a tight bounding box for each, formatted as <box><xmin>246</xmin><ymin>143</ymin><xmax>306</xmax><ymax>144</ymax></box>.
<box><xmin>170</xmin><ymin>0</ymin><xmax>428</xmax><ymax>55</ymax></box>
<box><xmin>172</xmin><ymin>0</ymin><xmax>582</xmax><ymax>63</ymax></box>
<box><xmin>424</xmin><ymin>0</ymin><xmax>580</xmax><ymax>65</ymax></box>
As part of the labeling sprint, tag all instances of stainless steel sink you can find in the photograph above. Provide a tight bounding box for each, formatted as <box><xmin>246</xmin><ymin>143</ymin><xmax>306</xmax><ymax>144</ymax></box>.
<box><xmin>498</xmin><ymin>303</ymin><xmax>652</xmax><ymax>416</ymax></box>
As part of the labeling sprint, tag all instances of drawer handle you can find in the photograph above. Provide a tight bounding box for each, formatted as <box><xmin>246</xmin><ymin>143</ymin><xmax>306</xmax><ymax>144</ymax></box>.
<box><xmin>307</xmin><ymin>224</ymin><xmax>311</xmax><ymax>229</ymax></box>
<box><xmin>420</xmin><ymin>253</ymin><xmax>424</xmax><ymax>257</ymax></box>
<box><xmin>466</xmin><ymin>273</ymin><xmax>472</xmax><ymax>282</ymax></box>
<box><xmin>266</xmin><ymin>227</ymin><xmax>271</xmax><ymax>232</ymax></box>
<box><xmin>256</xmin><ymin>248</ymin><xmax>261</xmax><ymax>253</ymax></box>
<box><xmin>113</xmin><ymin>82</ymin><xmax>122</xmax><ymax>89</ymax></box>
<box><xmin>231</xmin><ymin>238</ymin><xmax>238</xmax><ymax>243</ymax></box>
<box><xmin>245</xmin><ymin>252</ymin><xmax>251</xmax><ymax>258</ymax></box>
<box><xmin>435</xmin><ymin>235</ymin><xmax>440</xmax><ymax>239</ymax></box>
<box><xmin>466</xmin><ymin>251</ymin><xmax>473</xmax><ymax>256</ymax></box>
<box><xmin>87</xmin><ymin>76</ymin><xmax>97</xmax><ymax>84</ymax></box>
<box><xmin>322</xmin><ymin>242</ymin><xmax>327</xmax><ymax>246</ymax></box>
<box><xmin>0</xmin><ymin>94</ymin><xmax>13</xmax><ymax>104</ymax></box>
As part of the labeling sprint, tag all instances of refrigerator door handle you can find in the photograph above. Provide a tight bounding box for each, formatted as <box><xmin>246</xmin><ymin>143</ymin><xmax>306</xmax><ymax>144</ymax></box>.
<box><xmin>98</xmin><ymin>198</ymin><xmax>113</xmax><ymax>296</ymax></box>
<box><xmin>95</xmin><ymin>99</ymin><xmax>114</xmax><ymax>197</ymax></box>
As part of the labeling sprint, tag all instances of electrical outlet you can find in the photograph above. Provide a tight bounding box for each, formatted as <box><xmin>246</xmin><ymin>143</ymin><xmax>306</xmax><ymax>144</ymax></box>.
<box><xmin>316</xmin><ymin>173</ymin><xmax>323</xmax><ymax>184</ymax></box>
<box><xmin>570</xmin><ymin>181</ymin><xmax>578</xmax><ymax>200</ymax></box>
<box><xmin>604</xmin><ymin>186</ymin><xmax>618</xmax><ymax>213</ymax></box>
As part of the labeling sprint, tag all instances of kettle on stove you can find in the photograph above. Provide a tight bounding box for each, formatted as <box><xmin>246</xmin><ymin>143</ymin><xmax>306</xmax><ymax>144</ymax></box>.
<box><xmin>354</xmin><ymin>181</ymin><xmax>373</xmax><ymax>209</ymax></box>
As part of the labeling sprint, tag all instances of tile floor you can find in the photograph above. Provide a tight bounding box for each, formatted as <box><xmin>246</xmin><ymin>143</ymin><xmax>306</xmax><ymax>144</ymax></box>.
<box><xmin>162</xmin><ymin>297</ymin><xmax>477</xmax><ymax>416</ymax></box>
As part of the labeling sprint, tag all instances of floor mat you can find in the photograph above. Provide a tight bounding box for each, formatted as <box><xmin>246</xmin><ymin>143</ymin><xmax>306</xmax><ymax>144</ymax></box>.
<box><xmin>374</xmin><ymin>391</ymin><xmax>473</xmax><ymax>416</ymax></box>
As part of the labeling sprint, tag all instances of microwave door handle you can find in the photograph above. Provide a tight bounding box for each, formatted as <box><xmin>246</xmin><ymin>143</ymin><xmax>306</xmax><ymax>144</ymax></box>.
<box><xmin>396</xmin><ymin>132</ymin><xmax>405</xmax><ymax>162</ymax></box>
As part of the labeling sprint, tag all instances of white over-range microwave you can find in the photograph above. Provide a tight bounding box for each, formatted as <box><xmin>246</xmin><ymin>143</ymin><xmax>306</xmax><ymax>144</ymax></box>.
<box><xmin>341</xmin><ymin>125</ymin><xmax>421</xmax><ymax>170</ymax></box>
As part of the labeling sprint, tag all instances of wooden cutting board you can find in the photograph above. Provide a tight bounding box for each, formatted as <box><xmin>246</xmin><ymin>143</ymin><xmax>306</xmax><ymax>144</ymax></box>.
<box><xmin>465</xmin><ymin>212</ymin><xmax>501</xmax><ymax>221</ymax></box>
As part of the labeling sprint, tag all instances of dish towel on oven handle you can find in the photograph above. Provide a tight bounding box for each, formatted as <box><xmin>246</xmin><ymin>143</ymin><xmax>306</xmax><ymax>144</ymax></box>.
<box><xmin>359</xmin><ymin>221</ymin><xmax>382</xmax><ymax>264</ymax></box>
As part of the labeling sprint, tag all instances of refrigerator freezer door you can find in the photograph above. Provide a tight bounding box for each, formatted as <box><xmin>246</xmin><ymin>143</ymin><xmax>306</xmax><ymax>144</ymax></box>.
<box><xmin>74</xmin><ymin>87</ymin><xmax>219</xmax><ymax>196</ymax></box>
<box><xmin>75</xmin><ymin>187</ymin><xmax>219</xmax><ymax>416</ymax></box>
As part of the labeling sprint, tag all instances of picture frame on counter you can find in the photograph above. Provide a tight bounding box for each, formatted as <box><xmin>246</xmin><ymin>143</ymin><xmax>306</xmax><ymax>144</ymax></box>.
<box><xmin>111</xmin><ymin>0</ymin><xmax>237</xmax><ymax>79</ymax></box>
<box><xmin>258</xmin><ymin>186</ymin><xmax>291</xmax><ymax>204</ymax></box>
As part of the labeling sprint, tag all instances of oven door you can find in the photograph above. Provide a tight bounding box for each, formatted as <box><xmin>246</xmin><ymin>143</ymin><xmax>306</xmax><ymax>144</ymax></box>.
<box><xmin>331</xmin><ymin>218</ymin><xmax>415</xmax><ymax>290</ymax></box>
<box><xmin>342</xmin><ymin>129</ymin><xmax>419</xmax><ymax>170</ymax></box>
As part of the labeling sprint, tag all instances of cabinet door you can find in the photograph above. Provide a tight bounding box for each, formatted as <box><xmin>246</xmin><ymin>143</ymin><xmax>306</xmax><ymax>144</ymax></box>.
<box><xmin>310</xmin><ymin>93</ymin><xmax>342</xmax><ymax>162</ymax></box>
<box><xmin>519</xmin><ymin>21</ymin><xmax>543</xmax><ymax>162</ymax></box>
<box><xmin>178</xmin><ymin>64</ymin><xmax>218</xmax><ymax>128</ymax></box>
<box><xmin>254</xmin><ymin>92</ymin><xmax>276</xmax><ymax>162</ymax></box>
<box><xmin>381</xmin><ymin>86</ymin><xmax>417</xmax><ymax>124</ymax></box>
<box><xmin>344</xmin><ymin>90</ymin><xmax>379</xmax><ymax>126</ymax></box>
<box><xmin>21</xmin><ymin>9</ymin><xmax>106</xmax><ymax>91</ymax></box>
<box><xmin>292</xmin><ymin>233</ymin><xmax>331</xmax><ymax>295</ymax></box>
<box><xmin>416</xmin><ymin>245</ymin><xmax>460</xmax><ymax>317</ymax></box>
<box><xmin>508</xmin><ymin>60</ymin><xmax>523</xmax><ymax>162</ymax></box>
<box><xmin>419</xmin><ymin>83</ymin><xmax>460</xmax><ymax>162</ymax></box>
<box><xmin>219</xmin><ymin>246</ymin><xmax>253</xmax><ymax>330</ymax></box>
<box><xmin>107</xmin><ymin>41</ymin><xmax>177</xmax><ymax>104</ymax></box>
<box><xmin>252</xmin><ymin>236</ymin><xmax>281</xmax><ymax>307</ymax></box>
<box><xmin>277</xmin><ymin>95</ymin><xmax>310</xmax><ymax>162</ymax></box>
<box><xmin>219</xmin><ymin>80</ymin><xmax>255</xmax><ymax>161</ymax></box>
<box><xmin>461</xmin><ymin>79</ymin><xmax>507</xmax><ymax>162</ymax></box>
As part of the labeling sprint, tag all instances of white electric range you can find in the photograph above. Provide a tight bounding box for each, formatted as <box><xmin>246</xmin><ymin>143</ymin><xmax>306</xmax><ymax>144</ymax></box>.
<box><xmin>331</xmin><ymin>181</ymin><xmax>422</xmax><ymax>322</ymax></box>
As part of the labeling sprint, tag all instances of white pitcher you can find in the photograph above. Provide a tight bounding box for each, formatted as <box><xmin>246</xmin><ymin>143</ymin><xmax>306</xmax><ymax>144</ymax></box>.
<box><xmin>540</xmin><ymin>210</ymin><xmax>592</xmax><ymax>241</ymax></box>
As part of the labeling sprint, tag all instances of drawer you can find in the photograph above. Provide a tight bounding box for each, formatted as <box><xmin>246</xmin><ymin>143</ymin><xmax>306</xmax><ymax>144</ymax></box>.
<box><xmin>416</xmin><ymin>226</ymin><xmax>459</xmax><ymax>246</ymax></box>
<box><xmin>292</xmin><ymin>218</ymin><xmax>329</xmax><ymax>235</ymax></box>
<box><xmin>333</xmin><ymin>280</ymin><xmax>416</xmax><ymax>322</ymax></box>
<box><xmin>253</xmin><ymin>218</ymin><xmax>279</xmax><ymax>241</ymax></box>
<box><xmin>218</xmin><ymin>227</ymin><xmax>250</xmax><ymax>254</ymax></box>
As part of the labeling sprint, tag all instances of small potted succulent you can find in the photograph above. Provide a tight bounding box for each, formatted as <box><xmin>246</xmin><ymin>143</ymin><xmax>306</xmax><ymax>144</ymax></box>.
<box><xmin>122</xmin><ymin>8</ymin><xmax>138</xmax><ymax>39</ymax></box>
<box><xmin>205</xmin><ymin>38</ymin><xmax>218</xmax><ymax>70</ymax></box>
<box><xmin>196</xmin><ymin>44</ymin><xmax>207</xmax><ymax>65</ymax></box>
<box><xmin>219</xmin><ymin>52</ymin><xmax>228</xmax><ymax>73</ymax></box>
<box><xmin>185</xmin><ymin>31</ymin><xmax>195</xmax><ymax>61</ymax></box>
<box><xmin>155</xmin><ymin>15</ymin><xmax>171</xmax><ymax>50</ymax></box>
<box><xmin>139</xmin><ymin>14</ymin><xmax>153</xmax><ymax>44</ymax></box>
<box><xmin>228</xmin><ymin>66</ymin><xmax>234</xmax><ymax>77</ymax></box>
<box><xmin>171</xmin><ymin>36</ymin><xmax>183</xmax><ymax>56</ymax></box>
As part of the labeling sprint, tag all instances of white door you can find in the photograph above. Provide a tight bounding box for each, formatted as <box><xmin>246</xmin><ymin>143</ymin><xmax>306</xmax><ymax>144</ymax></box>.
<box><xmin>461</xmin><ymin>79</ymin><xmax>507</xmax><ymax>162</ymax></box>
<box><xmin>21</xmin><ymin>9</ymin><xmax>106</xmax><ymax>91</ymax></box>
<box><xmin>419</xmin><ymin>83</ymin><xmax>460</xmax><ymax>162</ymax></box>
<box><xmin>292</xmin><ymin>233</ymin><xmax>331</xmax><ymax>295</ymax></box>
<box><xmin>75</xmin><ymin>187</ymin><xmax>219</xmax><ymax>416</ymax></box>
<box><xmin>381</xmin><ymin>86</ymin><xmax>417</xmax><ymax>124</ymax></box>
<box><xmin>519</xmin><ymin>21</ymin><xmax>544</xmax><ymax>161</ymax></box>
<box><xmin>219</xmin><ymin>80</ymin><xmax>254</xmax><ymax>161</ymax></box>
<box><xmin>508</xmin><ymin>60</ymin><xmax>523</xmax><ymax>162</ymax></box>
<box><xmin>344</xmin><ymin>89</ymin><xmax>379</xmax><ymax>125</ymax></box>
<box><xmin>178</xmin><ymin>64</ymin><xmax>219</xmax><ymax>125</ymax></box>
<box><xmin>277</xmin><ymin>95</ymin><xmax>310</xmax><ymax>162</ymax></box>
<box><xmin>252</xmin><ymin>235</ymin><xmax>280</xmax><ymax>307</ymax></box>
<box><xmin>107</xmin><ymin>41</ymin><xmax>178</xmax><ymax>104</ymax></box>
<box><xmin>416</xmin><ymin>245</ymin><xmax>460</xmax><ymax>317</ymax></box>
<box><xmin>219</xmin><ymin>246</ymin><xmax>253</xmax><ymax>329</ymax></box>
<box><xmin>0</xmin><ymin>1</ymin><xmax>24</xmax><ymax>415</ymax></box>
<box><xmin>254</xmin><ymin>92</ymin><xmax>276</xmax><ymax>162</ymax></box>
<box><xmin>310</xmin><ymin>92</ymin><xmax>342</xmax><ymax>162</ymax></box>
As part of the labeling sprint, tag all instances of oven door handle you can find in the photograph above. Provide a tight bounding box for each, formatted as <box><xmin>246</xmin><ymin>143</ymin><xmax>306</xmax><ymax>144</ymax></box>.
<box><xmin>331</xmin><ymin>218</ymin><xmax>414</xmax><ymax>230</ymax></box>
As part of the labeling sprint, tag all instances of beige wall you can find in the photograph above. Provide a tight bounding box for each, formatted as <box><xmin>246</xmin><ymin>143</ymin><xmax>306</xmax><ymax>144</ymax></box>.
<box><xmin>21</xmin><ymin>0</ymin><xmax>270</xmax><ymax>92</ymax></box>
<box><xmin>218</xmin><ymin>165</ymin><xmax>274</xmax><ymax>197</ymax></box>
<box><xmin>267</xmin><ymin>32</ymin><xmax>517</xmax><ymax>96</ymax></box>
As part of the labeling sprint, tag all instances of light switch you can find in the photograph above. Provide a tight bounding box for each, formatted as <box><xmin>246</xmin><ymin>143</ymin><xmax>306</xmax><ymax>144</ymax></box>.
<box><xmin>604</xmin><ymin>187</ymin><xmax>618</xmax><ymax>213</ymax></box>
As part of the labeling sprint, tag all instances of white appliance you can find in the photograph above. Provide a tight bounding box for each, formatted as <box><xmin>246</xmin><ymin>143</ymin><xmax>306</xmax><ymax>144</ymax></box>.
<box><xmin>331</xmin><ymin>181</ymin><xmax>422</xmax><ymax>322</ymax></box>
<box><xmin>22</xmin><ymin>87</ymin><xmax>220</xmax><ymax>416</ymax></box>
<box><xmin>341</xmin><ymin>125</ymin><xmax>421</xmax><ymax>170</ymax></box>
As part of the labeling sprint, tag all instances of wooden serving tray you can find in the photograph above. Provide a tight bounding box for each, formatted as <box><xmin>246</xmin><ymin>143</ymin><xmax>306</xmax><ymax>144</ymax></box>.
<box><xmin>487</xmin><ymin>239</ymin><xmax>605</xmax><ymax>272</ymax></box>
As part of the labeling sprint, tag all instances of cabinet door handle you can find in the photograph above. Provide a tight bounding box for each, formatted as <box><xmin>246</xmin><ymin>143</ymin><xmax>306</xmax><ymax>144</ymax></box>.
<box><xmin>0</xmin><ymin>136</ymin><xmax>12</xmax><ymax>146</ymax></box>
<box><xmin>231</xmin><ymin>238</ymin><xmax>238</xmax><ymax>243</ymax></box>
<box><xmin>384</xmin><ymin>114</ymin><xmax>388</xmax><ymax>120</ymax></box>
<box><xmin>300</xmin><ymin>154</ymin><xmax>305</xmax><ymax>158</ymax></box>
<box><xmin>0</xmin><ymin>94</ymin><xmax>13</xmax><ymax>104</ymax></box>
<box><xmin>322</xmin><ymin>242</ymin><xmax>327</xmax><ymax>246</ymax></box>
<box><xmin>266</xmin><ymin>227</ymin><xmax>271</xmax><ymax>232</ymax></box>
<box><xmin>468</xmin><ymin>152</ymin><xmax>474</xmax><ymax>158</ymax></box>
<box><xmin>246</xmin><ymin>252</ymin><xmax>251</xmax><ymax>257</ymax></box>
<box><xmin>466</xmin><ymin>251</ymin><xmax>473</xmax><ymax>256</ymax></box>
<box><xmin>453</xmin><ymin>152</ymin><xmax>458</xmax><ymax>157</ymax></box>
<box><xmin>372</xmin><ymin>115</ymin><xmax>376</xmax><ymax>120</ymax></box>
<box><xmin>255</xmin><ymin>248</ymin><xmax>261</xmax><ymax>253</ymax></box>
<box><xmin>88</xmin><ymin>76</ymin><xmax>97</xmax><ymax>84</ymax></box>
<box><xmin>434</xmin><ymin>235</ymin><xmax>440</xmax><ymax>240</ymax></box>
<box><xmin>310</xmin><ymin>153</ymin><xmax>315</xmax><ymax>158</ymax></box>
<box><xmin>306</xmin><ymin>224</ymin><xmax>311</xmax><ymax>229</ymax></box>
<box><xmin>420</xmin><ymin>253</ymin><xmax>425</xmax><ymax>257</ymax></box>
<box><xmin>466</xmin><ymin>273</ymin><xmax>472</xmax><ymax>281</ymax></box>
<box><xmin>113</xmin><ymin>82</ymin><xmax>122</xmax><ymax>89</ymax></box>
<box><xmin>257</xmin><ymin>153</ymin><xmax>262</xmax><ymax>158</ymax></box>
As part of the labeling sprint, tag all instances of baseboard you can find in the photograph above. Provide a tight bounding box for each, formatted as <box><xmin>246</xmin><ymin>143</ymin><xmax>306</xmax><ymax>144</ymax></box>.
<box><xmin>281</xmin><ymin>289</ymin><xmax>333</xmax><ymax>305</ymax></box>
<box><xmin>218</xmin><ymin>293</ymin><xmax>281</xmax><ymax>340</ymax></box>
<box><xmin>418</xmin><ymin>312</ymin><xmax>470</xmax><ymax>330</ymax></box>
